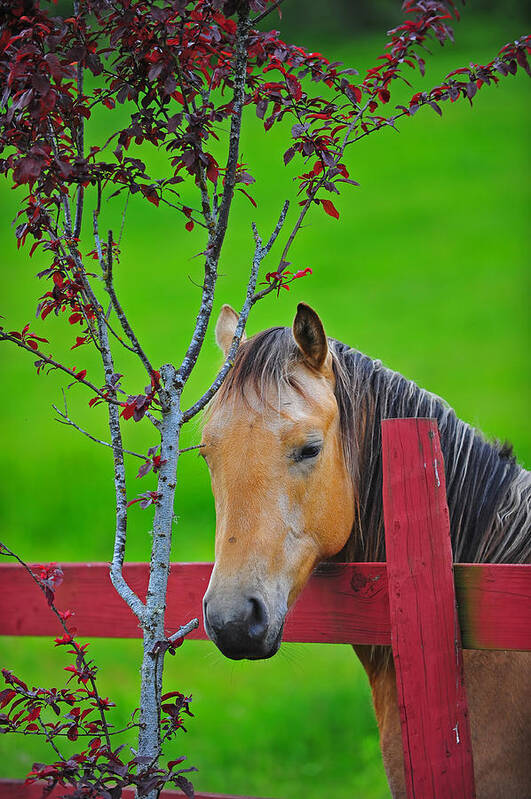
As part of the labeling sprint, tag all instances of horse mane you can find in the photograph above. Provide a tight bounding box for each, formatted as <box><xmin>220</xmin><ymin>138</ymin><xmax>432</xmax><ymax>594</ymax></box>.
<box><xmin>212</xmin><ymin>326</ymin><xmax>531</xmax><ymax>566</ymax></box>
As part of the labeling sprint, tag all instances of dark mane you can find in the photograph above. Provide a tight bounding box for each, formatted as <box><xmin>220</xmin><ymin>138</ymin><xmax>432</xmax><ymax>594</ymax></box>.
<box><xmin>213</xmin><ymin>327</ymin><xmax>531</xmax><ymax>566</ymax></box>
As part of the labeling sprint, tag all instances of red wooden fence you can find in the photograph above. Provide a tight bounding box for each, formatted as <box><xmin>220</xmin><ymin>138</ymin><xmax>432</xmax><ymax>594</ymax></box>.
<box><xmin>0</xmin><ymin>419</ymin><xmax>529</xmax><ymax>799</ymax></box>
<box><xmin>382</xmin><ymin>419</ymin><xmax>474</xmax><ymax>797</ymax></box>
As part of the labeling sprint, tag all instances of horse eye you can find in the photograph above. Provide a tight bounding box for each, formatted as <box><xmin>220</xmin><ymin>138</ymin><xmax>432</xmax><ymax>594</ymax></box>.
<box><xmin>297</xmin><ymin>443</ymin><xmax>322</xmax><ymax>461</ymax></box>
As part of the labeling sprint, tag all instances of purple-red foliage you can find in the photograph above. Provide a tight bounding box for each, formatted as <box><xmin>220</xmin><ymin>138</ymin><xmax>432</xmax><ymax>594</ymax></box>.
<box><xmin>0</xmin><ymin>555</ymin><xmax>196</xmax><ymax>797</ymax></box>
<box><xmin>1</xmin><ymin>0</ymin><xmax>528</xmax><ymax>407</ymax></box>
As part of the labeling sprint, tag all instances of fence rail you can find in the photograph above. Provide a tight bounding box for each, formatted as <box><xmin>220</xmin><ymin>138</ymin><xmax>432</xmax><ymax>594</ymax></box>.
<box><xmin>1</xmin><ymin>561</ymin><xmax>529</xmax><ymax>650</ymax></box>
<box><xmin>1</xmin><ymin>419</ymin><xmax>530</xmax><ymax>799</ymax></box>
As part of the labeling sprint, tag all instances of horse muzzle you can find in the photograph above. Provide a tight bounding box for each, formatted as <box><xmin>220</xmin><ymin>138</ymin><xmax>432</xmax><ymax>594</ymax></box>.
<box><xmin>203</xmin><ymin>592</ymin><xmax>284</xmax><ymax>660</ymax></box>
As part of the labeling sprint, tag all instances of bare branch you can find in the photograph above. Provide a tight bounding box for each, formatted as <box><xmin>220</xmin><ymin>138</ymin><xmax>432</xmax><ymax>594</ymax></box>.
<box><xmin>53</xmin><ymin>395</ymin><xmax>148</xmax><ymax>461</ymax></box>
<box><xmin>178</xmin><ymin>443</ymin><xmax>205</xmax><ymax>455</ymax></box>
<box><xmin>145</xmin><ymin>410</ymin><xmax>163</xmax><ymax>431</ymax></box>
<box><xmin>182</xmin><ymin>200</ymin><xmax>289</xmax><ymax>421</ymax></box>
<box><xmin>102</xmin><ymin>314</ymin><xmax>137</xmax><ymax>355</ymax></box>
<box><xmin>60</xmin><ymin>213</ymin><xmax>146</xmax><ymax>623</ymax></box>
<box><xmin>117</xmin><ymin>189</ymin><xmax>130</xmax><ymax>245</ymax></box>
<box><xmin>168</xmin><ymin>617</ymin><xmax>199</xmax><ymax>643</ymax></box>
<box><xmin>99</xmin><ymin>224</ymin><xmax>155</xmax><ymax>378</ymax></box>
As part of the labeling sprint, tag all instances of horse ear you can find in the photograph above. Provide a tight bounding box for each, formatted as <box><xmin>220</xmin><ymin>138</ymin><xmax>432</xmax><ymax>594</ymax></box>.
<box><xmin>215</xmin><ymin>304</ymin><xmax>246</xmax><ymax>356</ymax></box>
<box><xmin>293</xmin><ymin>303</ymin><xmax>331</xmax><ymax>373</ymax></box>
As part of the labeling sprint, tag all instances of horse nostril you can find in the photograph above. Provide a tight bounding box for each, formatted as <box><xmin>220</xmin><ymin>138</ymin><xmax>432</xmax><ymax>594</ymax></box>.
<box><xmin>246</xmin><ymin>596</ymin><xmax>268</xmax><ymax>639</ymax></box>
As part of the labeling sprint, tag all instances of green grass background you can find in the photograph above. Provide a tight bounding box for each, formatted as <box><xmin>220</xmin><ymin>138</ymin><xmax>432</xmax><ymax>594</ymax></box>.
<box><xmin>0</xmin><ymin>9</ymin><xmax>529</xmax><ymax>799</ymax></box>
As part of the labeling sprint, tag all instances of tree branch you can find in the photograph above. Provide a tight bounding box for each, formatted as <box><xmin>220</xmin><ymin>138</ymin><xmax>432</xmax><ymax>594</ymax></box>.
<box><xmin>52</xmin><ymin>395</ymin><xmax>148</xmax><ymax>461</ymax></box>
<box><xmin>277</xmin><ymin>95</ymin><xmax>374</xmax><ymax>270</ymax></box>
<box><xmin>252</xmin><ymin>0</ymin><xmax>285</xmax><ymax>25</ymax></box>
<box><xmin>100</xmin><ymin>225</ymin><xmax>155</xmax><ymax>379</ymax></box>
<box><xmin>0</xmin><ymin>332</ymin><xmax>122</xmax><ymax>405</ymax></box>
<box><xmin>182</xmin><ymin>200</ymin><xmax>289</xmax><ymax>421</ymax></box>
<box><xmin>176</xmin><ymin>7</ymin><xmax>251</xmax><ymax>391</ymax></box>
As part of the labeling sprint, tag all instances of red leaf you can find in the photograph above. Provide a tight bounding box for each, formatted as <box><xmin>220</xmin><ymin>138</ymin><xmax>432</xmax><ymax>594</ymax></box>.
<box><xmin>206</xmin><ymin>157</ymin><xmax>219</xmax><ymax>183</ymax></box>
<box><xmin>293</xmin><ymin>267</ymin><xmax>312</xmax><ymax>279</ymax></box>
<box><xmin>321</xmin><ymin>199</ymin><xmax>339</xmax><ymax>219</ymax></box>
<box><xmin>0</xmin><ymin>689</ymin><xmax>16</xmax><ymax>708</ymax></box>
<box><xmin>69</xmin><ymin>312</ymin><xmax>83</xmax><ymax>325</ymax></box>
<box><xmin>67</xmin><ymin>724</ymin><xmax>79</xmax><ymax>741</ymax></box>
<box><xmin>185</xmin><ymin>219</ymin><xmax>194</xmax><ymax>232</ymax></box>
<box><xmin>23</xmin><ymin>706</ymin><xmax>41</xmax><ymax>723</ymax></box>
<box><xmin>348</xmin><ymin>84</ymin><xmax>362</xmax><ymax>103</ymax></box>
<box><xmin>237</xmin><ymin>188</ymin><xmax>257</xmax><ymax>207</ymax></box>
<box><xmin>286</xmin><ymin>73</ymin><xmax>302</xmax><ymax>101</ymax></box>
<box><xmin>168</xmin><ymin>757</ymin><xmax>186</xmax><ymax>770</ymax></box>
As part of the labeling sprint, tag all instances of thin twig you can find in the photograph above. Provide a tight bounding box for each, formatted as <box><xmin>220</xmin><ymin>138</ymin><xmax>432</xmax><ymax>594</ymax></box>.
<box><xmin>59</xmin><ymin>225</ymin><xmax>145</xmax><ymax>623</ymax></box>
<box><xmin>145</xmin><ymin>411</ymin><xmax>163</xmax><ymax>431</ymax></box>
<box><xmin>53</xmin><ymin>396</ymin><xmax>148</xmax><ymax>461</ymax></box>
<box><xmin>252</xmin><ymin>0</ymin><xmax>285</xmax><ymax>25</ymax></box>
<box><xmin>168</xmin><ymin>617</ymin><xmax>199</xmax><ymax>643</ymax></box>
<box><xmin>178</xmin><ymin>444</ymin><xmax>205</xmax><ymax>455</ymax></box>
<box><xmin>149</xmin><ymin>617</ymin><xmax>199</xmax><ymax>657</ymax></box>
<box><xmin>118</xmin><ymin>189</ymin><xmax>130</xmax><ymax>245</ymax></box>
<box><xmin>37</xmin><ymin>715</ymin><xmax>66</xmax><ymax>762</ymax></box>
<box><xmin>0</xmin><ymin>332</ymin><xmax>122</xmax><ymax>406</ymax></box>
<box><xmin>94</xmin><ymin>217</ymin><xmax>155</xmax><ymax>381</ymax></box>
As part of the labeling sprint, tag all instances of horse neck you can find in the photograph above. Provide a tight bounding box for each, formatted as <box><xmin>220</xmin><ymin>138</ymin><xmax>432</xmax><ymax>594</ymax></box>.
<box><xmin>332</xmin><ymin>347</ymin><xmax>530</xmax><ymax>566</ymax></box>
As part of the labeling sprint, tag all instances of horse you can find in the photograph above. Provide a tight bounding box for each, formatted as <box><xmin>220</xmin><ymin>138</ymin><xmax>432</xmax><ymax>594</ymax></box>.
<box><xmin>201</xmin><ymin>302</ymin><xmax>530</xmax><ymax>798</ymax></box>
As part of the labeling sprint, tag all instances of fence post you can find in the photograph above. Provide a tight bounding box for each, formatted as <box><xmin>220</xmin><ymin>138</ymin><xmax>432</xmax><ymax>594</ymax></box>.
<box><xmin>381</xmin><ymin>418</ymin><xmax>475</xmax><ymax>798</ymax></box>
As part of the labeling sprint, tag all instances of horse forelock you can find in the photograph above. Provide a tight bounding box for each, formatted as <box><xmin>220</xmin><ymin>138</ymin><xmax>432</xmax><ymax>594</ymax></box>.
<box><xmin>209</xmin><ymin>327</ymin><xmax>306</xmax><ymax>415</ymax></box>
<box><xmin>209</xmin><ymin>326</ymin><xmax>530</xmax><ymax>568</ymax></box>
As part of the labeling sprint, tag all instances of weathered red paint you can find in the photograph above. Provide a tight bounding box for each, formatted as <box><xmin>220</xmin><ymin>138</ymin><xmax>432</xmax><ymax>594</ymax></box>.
<box><xmin>455</xmin><ymin>563</ymin><xmax>531</xmax><ymax>650</ymax></box>
<box><xmin>382</xmin><ymin>418</ymin><xmax>475</xmax><ymax>799</ymax></box>
<box><xmin>0</xmin><ymin>561</ymin><xmax>390</xmax><ymax>645</ymax></box>
<box><xmin>0</xmin><ymin>561</ymin><xmax>529</xmax><ymax>649</ymax></box>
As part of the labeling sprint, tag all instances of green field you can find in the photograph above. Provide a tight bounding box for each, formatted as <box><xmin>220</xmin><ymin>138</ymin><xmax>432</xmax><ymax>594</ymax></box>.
<box><xmin>0</xmin><ymin>10</ymin><xmax>529</xmax><ymax>799</ymax></box>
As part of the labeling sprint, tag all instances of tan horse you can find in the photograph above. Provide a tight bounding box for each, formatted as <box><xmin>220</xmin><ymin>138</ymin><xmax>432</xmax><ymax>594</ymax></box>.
<box><xmin>201</xmin><ymin>303</ymin><xmax>531</xmax><ymax>798</ymax></box>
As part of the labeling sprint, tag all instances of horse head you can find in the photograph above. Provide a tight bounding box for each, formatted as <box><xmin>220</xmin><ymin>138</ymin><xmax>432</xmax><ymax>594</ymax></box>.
<box><xmin>201</xmin><ymin>303</ymin><xmax>354</xmax><ymax>659</ymax></box>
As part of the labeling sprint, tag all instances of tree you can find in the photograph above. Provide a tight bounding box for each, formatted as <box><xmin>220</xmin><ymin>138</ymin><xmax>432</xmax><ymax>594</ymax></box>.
<box><xmin>0</xmin><ymin>1</ymin><xmax>529</xmax><ymax>797</ymax></box>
